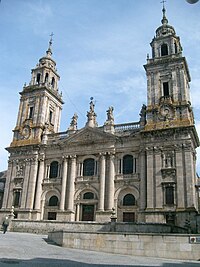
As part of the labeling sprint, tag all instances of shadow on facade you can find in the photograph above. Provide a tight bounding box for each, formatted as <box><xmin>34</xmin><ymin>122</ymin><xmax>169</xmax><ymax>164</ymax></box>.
<box><xmin>0</xmin><ymin>258</ymin><xmax>199</xmax><ymax>267</ymax></box>
<box><xmin>0</xmin><ymin>258</ymin><xmax>133</xmax><ymax>267</ymax></box>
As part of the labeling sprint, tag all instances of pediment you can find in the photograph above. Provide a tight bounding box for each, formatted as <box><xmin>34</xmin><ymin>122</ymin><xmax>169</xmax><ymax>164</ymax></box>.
<box><xmin>61</xmin><ymin>126</ymin><xmax>117</xmax><ymax>145</ymax></box>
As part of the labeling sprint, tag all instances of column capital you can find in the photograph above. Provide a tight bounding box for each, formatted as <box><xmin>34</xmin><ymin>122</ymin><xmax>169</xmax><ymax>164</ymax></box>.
<box><xmin>107</xmin><ymin>151</ymin><xmax>115</xmax><ymax>156</ymax></box>
<box><xmin>62</xmin><ymin>155</ymin><xmax>69</xmax><ymax>161</ymax></box>
<box><xmin>38</xmin><ymin>153</ymin><xmax>45</xmax><ymax>161</ymax></box>
<box><xmin>99</xmin><ymin>152</ymin><xmax>106</xmax><ymax>158</ymax></box>
<box><xmin>69</xmin><ymin>155</ymin><xmax>76</xmax><ymax>160</ymax></box>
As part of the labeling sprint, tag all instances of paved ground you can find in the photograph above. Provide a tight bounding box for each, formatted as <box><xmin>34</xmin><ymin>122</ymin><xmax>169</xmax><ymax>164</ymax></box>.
<box><xmin>0</xmin><ymin>232</ymin><xmax>199</xmax><ymax>267</ymax></box>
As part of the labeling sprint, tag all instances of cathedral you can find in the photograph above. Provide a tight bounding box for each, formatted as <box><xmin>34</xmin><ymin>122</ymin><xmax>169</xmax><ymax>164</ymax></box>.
<box><xmin>1</xmin><ymin>6</ymin><xmax>199</xmax><ymax>231</ymax></box>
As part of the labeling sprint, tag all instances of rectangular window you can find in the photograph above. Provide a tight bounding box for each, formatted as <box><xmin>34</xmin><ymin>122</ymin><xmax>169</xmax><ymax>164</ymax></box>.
<box><xmin>13</xmin><ymin>191</ymin><xmax>21</xmax><ymax>208</ymax></box>
<box><xmin>165</xmin><ymin>186</ymin><xmax>174</xmax><ymax>205</ymax></box>
<box><xmin>48</xmin><ymin>212</ymin><xmax>57</xmax><ymax>220</ymax></box>
<box><xmin>29</xmin><ymin>106</ymin><xmax>34</xmax><ymax>119</ymax></box>
<box><xmin>163</xmin><ymin>82</ymin><xmax>169</xmax><ymax>96</ymax></box>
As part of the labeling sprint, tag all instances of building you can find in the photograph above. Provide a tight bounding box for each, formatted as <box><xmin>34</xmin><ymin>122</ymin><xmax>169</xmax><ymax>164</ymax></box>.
<box><xmin>1</xmin><ymin>6</ymin><xmax>199</xmax><ymax>231</ymax></box>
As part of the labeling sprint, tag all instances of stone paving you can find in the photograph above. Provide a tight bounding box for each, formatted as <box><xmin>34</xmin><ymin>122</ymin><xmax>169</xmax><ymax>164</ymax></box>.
<box><xmin>0</xmin><ymin>232</ymin><xmax>199</xmax><ymax>267</ymax></box>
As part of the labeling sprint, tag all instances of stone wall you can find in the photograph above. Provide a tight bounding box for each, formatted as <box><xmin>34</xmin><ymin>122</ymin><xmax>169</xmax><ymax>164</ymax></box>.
<box><xmin>48</xmin><ymin>231</ymin><xmax>200</xmax><ymax>261</ymax></box>
<box><xmin>10</xmin><ymin>220</ymin><xmax>187</xmax><ymax>234</ymax></box>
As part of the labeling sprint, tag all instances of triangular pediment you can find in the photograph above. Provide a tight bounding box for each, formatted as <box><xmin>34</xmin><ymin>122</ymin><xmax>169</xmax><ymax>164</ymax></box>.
<box><xmin>60</xmin><ymin>126</ymin><xmax>117</xmax><ymax>145</ymax></box>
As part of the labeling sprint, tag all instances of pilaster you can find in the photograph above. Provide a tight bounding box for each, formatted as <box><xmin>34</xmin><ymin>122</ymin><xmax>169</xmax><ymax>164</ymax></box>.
<box><xmin>146</xmin><ymin>147</ymin><xmax>154</xmax><ymax>209</ymax></box>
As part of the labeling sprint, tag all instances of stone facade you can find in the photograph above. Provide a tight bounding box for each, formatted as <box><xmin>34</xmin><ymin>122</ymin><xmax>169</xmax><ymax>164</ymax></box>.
<box><xmin>1</xmin><ymin>7</ymin><xmax>199</xmax><ymax>232</ymax></box>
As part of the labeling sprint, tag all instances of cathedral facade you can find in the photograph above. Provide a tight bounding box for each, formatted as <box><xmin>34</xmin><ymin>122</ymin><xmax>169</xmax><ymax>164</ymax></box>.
<box><xmin>1</xmin><ymin>7</ymin><xmax>199</xmax><ymax>230</ymax></box>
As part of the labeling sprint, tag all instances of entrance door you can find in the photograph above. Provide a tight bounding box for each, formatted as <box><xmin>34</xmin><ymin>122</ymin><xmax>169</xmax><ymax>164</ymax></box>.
<box><xmin>123</xmin><ymin>212</ymin><xmax>135</xmax><ymax>222</ymax></box>
<box><xmin>82</xmin><ymin>205</ymin><xmax>94</xmax><ymax>221</ymax></box>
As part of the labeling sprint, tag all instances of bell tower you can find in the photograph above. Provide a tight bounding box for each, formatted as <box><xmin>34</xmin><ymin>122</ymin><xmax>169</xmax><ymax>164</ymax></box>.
<box><xmin>10</xmin><ymin>35</ymin><xmax>64</xmax><ymax>147</ymax></box>
<box><xmin>144</xmin><ymin>5</ymin><xmax>194</xmax><ymax>131</ymax></box>
<box><xmin>142</xmin><ymin>4</ymin><xmax>199</xmax><ymax>229</ymax></box>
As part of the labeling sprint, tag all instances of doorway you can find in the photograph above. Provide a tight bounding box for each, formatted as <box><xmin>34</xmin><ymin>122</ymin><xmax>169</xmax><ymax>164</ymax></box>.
<box><xmin>82</xmin><ymin>205</ymin><xmax>94</xmax><ymax>221</ymax></box>
<box><xmin>123</xmin><ymin>212</ymin><xmax>135</xmax><ymax>222</ymax></box>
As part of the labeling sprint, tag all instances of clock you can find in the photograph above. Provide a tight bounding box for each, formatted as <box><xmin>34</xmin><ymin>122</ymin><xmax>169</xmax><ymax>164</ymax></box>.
<box><xmin>159</xmin><ymin>104</ymin><xmax>174</xmax><ymax>120</ymax></box>
<box><xmin>21</xmin><ymin>125</ymin><xmax>31</xmax><ymax>139</ymax></box>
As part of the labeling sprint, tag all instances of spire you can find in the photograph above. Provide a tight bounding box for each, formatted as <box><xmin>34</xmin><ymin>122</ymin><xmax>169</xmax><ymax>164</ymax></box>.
<box><xmin>46</xmin><ymin>32</ymin><xmax>53</xmax><ymax>57</ymax></box>
<box><xmin>161</xmin><ymin>0</ymin><xmax>168</xmax><ymax>25</ymax></box>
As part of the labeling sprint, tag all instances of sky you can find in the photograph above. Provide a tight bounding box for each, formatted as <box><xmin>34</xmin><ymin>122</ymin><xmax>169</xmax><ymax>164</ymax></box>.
<box><xmin>0</xmin><ymin>0</ymin><xmax>199</xmax><ymax>173</ymax></box>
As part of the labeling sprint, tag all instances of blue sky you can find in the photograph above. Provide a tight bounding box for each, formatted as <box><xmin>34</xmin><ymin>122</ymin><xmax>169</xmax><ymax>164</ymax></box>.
<box><xmin>0</xmin><ymin>0</ymin><xmax>199</xmax><ymax>173</ymax></box>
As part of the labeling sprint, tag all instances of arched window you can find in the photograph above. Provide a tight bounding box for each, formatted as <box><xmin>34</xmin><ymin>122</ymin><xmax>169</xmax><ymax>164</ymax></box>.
<box><xmin>51</xmin><ymin>77</ymin><xmax>55</xmax><ymax>88</ymax></box>
<box><xmin>123</xmin><ymin>194</ymin><xmax>136</xmax><ymax>206</ymax></box>
<box><xmin>49</xmin><ymin>195</ymin><xmax>59</xmax><ymax>206</ymax></box>
<box><xmin>83</xmin><ymin>192</ymin><xmax>94</xmax><ymax>199</ymax></box>
<box><xmin>36</xmin><ymin>73</ymin><xmax>41</xmax><ymax>84</ymax></box>
<box><xmin>45</xmin><ymin>73</ymin><xmax>49</xmax><ymax>83</ymax></box>
<box><xmin>123</xmin><ymin>155</ymin><xmax>133</xmax><ymax>174</ymax></box>
<box><xmin>161</xmin><ymin>44</ymin><xmax>168</xmax><ymax>56</ymax></box>
<box><xmin>83</xmin><ymin>158</ymin><xmax>95</xmax><ymax>176</ymax></box>
<box><xmin>49</xmin><ymin>161</ymin><xmax>59</xmax><ymax>178</ymax></box>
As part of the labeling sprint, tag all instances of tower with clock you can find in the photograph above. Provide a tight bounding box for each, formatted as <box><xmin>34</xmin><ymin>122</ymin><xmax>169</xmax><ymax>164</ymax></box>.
<box><xmin>10</xmin><ymin>35</ymin><xmax>64</xmax><ymax>147</ymax></box>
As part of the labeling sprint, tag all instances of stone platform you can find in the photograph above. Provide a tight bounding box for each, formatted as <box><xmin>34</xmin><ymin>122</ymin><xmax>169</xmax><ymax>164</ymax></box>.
<box><xmin>48</xmin><ymin>230</ymin><xmax>200</xmax><ymax>261</ymax></box>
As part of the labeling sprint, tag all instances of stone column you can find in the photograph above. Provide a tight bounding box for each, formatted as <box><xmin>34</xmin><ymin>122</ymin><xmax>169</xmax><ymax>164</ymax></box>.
<box><xmin>107</xmin><ymin>153</ymin><xmax>115</xmax><ymax>210</ymax></box>
<box><xmin>66</xmin><ymin>156</ymin><xmax>76</xmax><ymax>211</ymax></box>
<box><xmin>34</xmin><ymin>153</ymin><xmax>45</xmax><ymax>210</ymax></box>
<box><xmin>25</xmin><ymin>153</ymin><xmax>39</xmax><ymax>209</ymax></box>
<box><xmin>98</xmin><ymin>153</ymin><xmax>106</xmax><ymax>211</ymax></box>
<box><xmin>60</xmin><ymin>156</ymin><xmax>68</xmax><ymax>211</ymax></box>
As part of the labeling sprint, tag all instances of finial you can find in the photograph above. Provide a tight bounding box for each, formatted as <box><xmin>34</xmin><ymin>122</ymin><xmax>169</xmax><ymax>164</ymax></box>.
<box><xmin>161</xmin><ymin>0</ymin><xmax>168</xmax><ymax>25</ymax></box>
<box><xmin>46</xmin><ymin>32</ymin><xmax>54</xmax><ymax>57</ymax></box>
<box><xmin>49</xmin><ymin>32</ymin><xmax>53</xmax><ymax>49</ymax></box>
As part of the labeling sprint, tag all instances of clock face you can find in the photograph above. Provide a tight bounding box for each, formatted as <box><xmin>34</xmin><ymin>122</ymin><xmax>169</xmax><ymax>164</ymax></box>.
<box><xmin>159</xmin><ymin>104</ymin><xmax>174</xmax><ymax>119</ymax></box>
<box><xmin>21</xmin><ymin>126</ymin><xmax>30</xmax><ymax>139</ymax></box>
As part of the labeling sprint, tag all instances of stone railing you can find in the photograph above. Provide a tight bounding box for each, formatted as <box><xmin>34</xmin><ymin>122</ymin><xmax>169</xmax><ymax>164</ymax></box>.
<box><xmin>114</xmin><ymin>122</ymin><xmax>140</xmax><ymax>132</ymax></box>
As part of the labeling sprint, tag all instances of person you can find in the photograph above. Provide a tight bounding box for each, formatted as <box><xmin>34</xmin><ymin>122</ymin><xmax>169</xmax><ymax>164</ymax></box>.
<box><xmin>2</xmin><ymin>216</ymin><xmax>9</xmax><ymax>234</ymax></box>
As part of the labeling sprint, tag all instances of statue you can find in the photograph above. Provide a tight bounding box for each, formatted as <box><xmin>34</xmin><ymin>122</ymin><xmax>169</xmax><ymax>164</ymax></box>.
<box><xmin>68</xmin><ymin>113</ymin><xmax>78</xmax><ymax>131</ymax></box>
<box><xmin>139</xmin><ymin>104</ymin><xmax>147</xmax><ymax>127</ymax></box>
<box><xmin>89</xmin><ymin>100</ymin><xmax>95</xmax><ymax>113</ymax></box>
<box><xmin>107</xmin><ymin>106</ymin><xmax>114</xmax><ymax>122</ymax></box>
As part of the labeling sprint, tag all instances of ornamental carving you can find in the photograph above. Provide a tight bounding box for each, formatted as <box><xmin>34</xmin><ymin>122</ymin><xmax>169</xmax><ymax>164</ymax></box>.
<box><xmin>13</xmin><ymin>177</ymin><xmax>24</xmax><ymax>188</ymax></box>
<box><xmin>16</xmin><ymin>161</ymin><xmax>25</xmax><ymax>177</ymax></box>
<box><xmin>161</xmin><ymin>168</ymin><xmax>176</xmax><ymax>180</ymax></box>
